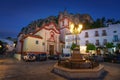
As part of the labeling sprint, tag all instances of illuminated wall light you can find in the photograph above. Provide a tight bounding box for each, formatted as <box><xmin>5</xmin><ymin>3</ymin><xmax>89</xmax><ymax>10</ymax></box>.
<box><xmin>0</xmin><ymin>45</ymin><xmax>2</xmax><ymax>48</ymax></box>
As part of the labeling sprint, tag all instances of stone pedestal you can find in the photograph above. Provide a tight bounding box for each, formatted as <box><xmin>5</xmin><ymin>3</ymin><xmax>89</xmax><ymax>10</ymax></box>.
<box><xmin>53</xmin><ymin>46</ymin><xmax>104</xmax><ymax>79</ymax></box>
<box><xmin>70</xmin><ymin>47</ymin><xmax>84</xmax><ymax>62</ymax></box>
<box><xmin>53</xmin><ymin>63</ymin><xmax>104</xmax><ymax>79</ymax></box>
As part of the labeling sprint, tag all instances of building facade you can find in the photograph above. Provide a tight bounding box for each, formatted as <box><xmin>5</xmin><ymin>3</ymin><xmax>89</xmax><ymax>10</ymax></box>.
<box><xmin>65</xmin><ymin>24</ymin><xmax>120</xmax><ymax>54</ymax></box>
<box><xmin>16</xmin><ymin>22</ymin><xmax>62</xmax><ymax>56</ymax></box>
<box><xmin>15</xmin><ymin>11</ymin><xmax>94</xmax><ymax>60</ymax></box>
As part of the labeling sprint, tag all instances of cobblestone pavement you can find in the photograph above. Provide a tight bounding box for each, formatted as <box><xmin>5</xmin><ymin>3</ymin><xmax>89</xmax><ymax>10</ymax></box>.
<box><xmin>0</xmin><ymin>57</ymin><xmax>120</xmax><ymax>80</ymax></box>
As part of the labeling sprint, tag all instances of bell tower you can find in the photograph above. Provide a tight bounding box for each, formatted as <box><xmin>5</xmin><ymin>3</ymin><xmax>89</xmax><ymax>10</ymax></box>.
<box><xmin>59</xmin><ymin>10</ymin><xmax>71</xmax><ymax>42</ymax></box>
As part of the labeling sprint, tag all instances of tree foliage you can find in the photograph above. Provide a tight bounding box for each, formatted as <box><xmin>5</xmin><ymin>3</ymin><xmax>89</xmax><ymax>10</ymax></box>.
<box><xmin>19</xmin><ymin>13</ymin><xmax>120</xmax><ymax>35</ymax></box>
<box><xmin>86</xmin><ymin>43</ymin><xmax>96</xmax><ymax>50</ymax></box>
<box><xmin>117</xmin><ymin>43</ymin><xmax>120</xmax><ymax>49</ymax></box>
<box><xmin>84</xmin><ymin>17</ymin><xmax>120</xmax><ymax>30</ymax></box>
<box><xmin>105</xmin><ymin>42</ymin><xmax>114</xmax><ymax>48</ymax></box>
<box><xmin>90</xmin><ymin>17</ymin><xmax>106</xmax><ymax>28</ymax></box>
<box><xmin>70</xmin><ymin>43</ymin><xmax>77</xmax><ymax>50</ymax></box>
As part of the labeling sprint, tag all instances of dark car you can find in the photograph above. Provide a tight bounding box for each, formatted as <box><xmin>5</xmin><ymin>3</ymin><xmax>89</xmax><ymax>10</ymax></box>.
<box><xmin>48</xmin><ymin>54</ymin><xmax>59</xmax><ymax>60</ymax></box>
<box><xmin>59</xmin><ymin>54</ymin><xmax>71</xmax><ymax>61</ymax></box>
<box><xmin>103</xmin><ymin>54</ymin><xmax>116</xmax><ymax>62</ymax></box>
<box><xmin>112</xmin><ymin>54</ymin><xmax>120</xmax><ymax>63</ymax></box>
<box><xmin>36</xmin><ymin>53</ymin><xmax>47</xmax><ymax>61</ymax></box>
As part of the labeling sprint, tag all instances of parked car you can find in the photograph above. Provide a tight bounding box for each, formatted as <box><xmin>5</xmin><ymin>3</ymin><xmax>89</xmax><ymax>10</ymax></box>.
<box><xmin>88</xmin><ymin>54</ymin><xmax>103</xmax><ymax>62</ymax></box>
<box><xmin>111</xmin><ymin>54</ymin><xmax>120</xmax><ymax>63</ymax></box>
<box><xmin>59</xmin><ymin>54</ymin><xmax>71</xmax><ymax>60</ymax></box>
<box><xmin>36</xmin><ymin>53</ymin><xmax>47</xmax><ymax>61</ymax></box>
<box><xmin>103</xmin><ymin>54</ymin><xmax>116</xmax><ymax>62</ymax></box>
<box><xmin>48</xmin><ymin>54</ymin><xmax>59</xmax><ymax>60</ymax></box>
<box><xmin>23</xmin><ymin>53</ymin><xmax>36</xmax><ymax>62</ymax></box>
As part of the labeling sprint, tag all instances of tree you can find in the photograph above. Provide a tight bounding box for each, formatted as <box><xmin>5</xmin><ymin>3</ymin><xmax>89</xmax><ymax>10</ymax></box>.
<box><xmin>86</xmin><ymin>43</ymin><xmax>96</xmax><ymax>54</ymax></box>
<box><xmin>105</xmin><ymin>42</ymin><xmax>114</xmax><ymax>48</ymax></box>
<box><xmin>90</xmin><ymin>17</ymin><xmax>106</xmax><ymax>29</ymax></box>
<box><xmin>70</xmin><ymin>43</ymin><xmax>77</xmax><ymax>50</ymax></box>
<box><xmin>105</xmin><ymin>42</ymin><xmax>114</xmax><ymax>54</ymax></box>
<box><xmin>116</xmin><ymin>43</ymin><xmax>120</xmax><ymax>50</ymax></box>
<box><xmin>86</xmin><ymin>43</ymin><xmax>96</xmax><ymax>51</ymax></box>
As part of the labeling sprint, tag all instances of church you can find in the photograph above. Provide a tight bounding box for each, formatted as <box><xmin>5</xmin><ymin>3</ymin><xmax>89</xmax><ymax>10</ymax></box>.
<box><xmin>15</xmin><ymin>10</ymin><xmax>93</xmax><ymax>60</ymax></box>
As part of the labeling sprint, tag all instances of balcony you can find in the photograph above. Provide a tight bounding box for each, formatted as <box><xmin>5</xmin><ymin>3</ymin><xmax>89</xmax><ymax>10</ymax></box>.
<box><xmin>95</xmin><ymin>31</ymin><xmax>99</xmax><ymax>37</ymax></box>
<box><xmin>102</xmin><ymin>30</ymin><xmax>107</xmax><ymax>36</ymax></box>
<box><xmin>85</xmin><ymin>32</ymin><xmax>89</xmax><ymax>38</ymax></box>
<box><xmin>96</xmin><ymin>43</ymin><xmax>100</xmax><ymax>46</ymax></box>
<box><xmin>85</xmin><ymin>35</ymin><xmax>89</xmax><ymax>38</ymax></box>
<box><xmin>95</xmin><ymin>34</ymin><xmax>99</xmax><ymax>37</ymax></box>
<box><xmin>95</xmin><ymin>40</ymin><xmax>100</xmax><ymax>46</ymax></box>
<box><xmin>102</xmin><ymin>33</ymin><xmax>107</xmax><ymax>36</ymax></box>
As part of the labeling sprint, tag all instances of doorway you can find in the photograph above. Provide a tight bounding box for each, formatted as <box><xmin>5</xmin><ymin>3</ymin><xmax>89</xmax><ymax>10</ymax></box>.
<box><xmin>49</xmin><ymin>45</ymin><xmax>54</xmax><ymax>55</ymax></box>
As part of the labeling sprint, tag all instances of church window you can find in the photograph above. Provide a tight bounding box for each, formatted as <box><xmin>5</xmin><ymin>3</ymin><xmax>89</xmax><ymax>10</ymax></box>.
<box><xmin>36</xmin><ymin>40</ymin><xmax>39</xmax><ymax>44</ymax></box>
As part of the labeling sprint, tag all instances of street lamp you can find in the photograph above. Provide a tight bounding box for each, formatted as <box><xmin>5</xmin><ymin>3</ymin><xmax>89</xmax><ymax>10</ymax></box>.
<box><xmin>0</xmin><ymin>45</ymin><xmax>2</xmax><ymax>48</ymax></box>
<box><xmin>70</xmin><ymin>23</ymin><xmax>83</xmax><ymax>46</ymax></box>
<box><xmin>69</xmin><ymin>23</ymin><xmax>83</xmax><ymax>60</ymax></box>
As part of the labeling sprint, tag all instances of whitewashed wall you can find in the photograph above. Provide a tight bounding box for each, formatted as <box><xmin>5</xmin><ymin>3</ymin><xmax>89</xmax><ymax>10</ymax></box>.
<box><xmin>23</xmin><ymin>37</ymin><xmax>42</xmax><ymax>52</ymax></box>
<box><xmin>65</xmin><ymin>24</ymin><xmax>120</xmax><ymax>53</ymax></box>
<box><xmin>35</xmin><ymin>24</ymin><xmax>60</xmax><ymax>53</ymax></box>
<box><xmin>16</xmin><ymin>34</ymin><xmax>23</xmax><ymax>53</ymax></box>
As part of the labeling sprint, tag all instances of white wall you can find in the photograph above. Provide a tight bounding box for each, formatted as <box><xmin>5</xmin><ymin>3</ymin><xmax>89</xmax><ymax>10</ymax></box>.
<box><xmin>65</xmin><ymin>24</ymin><xmax>120</xmax><ymax>53</ymax></box>
<box><xmin>16</xmin><ymin>34</ymin><xmax>23</xmax><ymax>53</ymax></box>
<box><xmin>80</xmin><ymin>27</ymin><xmax>109</xmax><ymax>46</ymax></box>
<box><xmin>23</xmin><ymin>37</ymin><xmax>43</xmax><ymax>52</ymax></box>
<box><xmin>35</xmin><ymin>23</ymin><xmax>60</xmax><ymax>53</ymax></box>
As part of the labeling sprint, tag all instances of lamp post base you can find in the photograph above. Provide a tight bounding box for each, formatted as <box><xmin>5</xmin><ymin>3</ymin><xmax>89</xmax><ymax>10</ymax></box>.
<box><xmin>71</xmin><ymin>46</ymin><xmax>83</xmax><ymax>61</ymax></box>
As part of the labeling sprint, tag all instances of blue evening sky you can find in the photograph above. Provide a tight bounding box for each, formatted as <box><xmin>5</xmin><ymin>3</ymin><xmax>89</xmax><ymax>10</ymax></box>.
<box><xmin>0</xmin><ymin>0</ymin><xmax>120</xmax><ymax>38</ymax></box>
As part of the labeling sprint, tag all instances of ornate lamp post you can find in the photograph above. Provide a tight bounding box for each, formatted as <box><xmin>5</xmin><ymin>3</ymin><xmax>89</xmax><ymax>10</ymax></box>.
<box><xmin>69</xmin><ymin>23</ymin><xmax>83</xmax><ymax>63</ymax></box>
<box><xmin>70</xmin><ymin>23</ymin><xmax>83</xmax><ymax>47</ymax></box>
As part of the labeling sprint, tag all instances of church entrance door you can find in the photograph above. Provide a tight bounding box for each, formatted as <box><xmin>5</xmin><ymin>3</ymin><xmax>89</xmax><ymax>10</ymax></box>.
<box><xmin>49</xmin><ymin>45</ymin><xmax>54</xmax><ymax>55</ymax></box>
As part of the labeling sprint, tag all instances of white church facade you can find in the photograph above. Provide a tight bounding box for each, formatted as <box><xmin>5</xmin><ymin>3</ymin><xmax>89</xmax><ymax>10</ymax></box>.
<box><xmin>15</xmin><ymin>11</ymin><xmax>97</xmax><ymax>60</ymax></box>
<box><xmin>16</xmin><ymin>22</ymin><xmax>64</xmax><ymax>56</ymax></box>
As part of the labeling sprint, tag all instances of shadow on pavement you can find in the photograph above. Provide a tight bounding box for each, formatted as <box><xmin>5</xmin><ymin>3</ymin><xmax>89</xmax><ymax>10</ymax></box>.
<box><xmin>51</xmin><ymin>68</ymin><xmax>108</xmax><ymax>80</ymax></box>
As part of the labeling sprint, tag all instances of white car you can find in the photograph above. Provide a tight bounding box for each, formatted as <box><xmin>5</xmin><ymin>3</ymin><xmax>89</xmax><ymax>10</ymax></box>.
<box><xmin>23</xmin><ymin>53</ymin><xmax>36</xmax><ymax>61</ymax></box>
